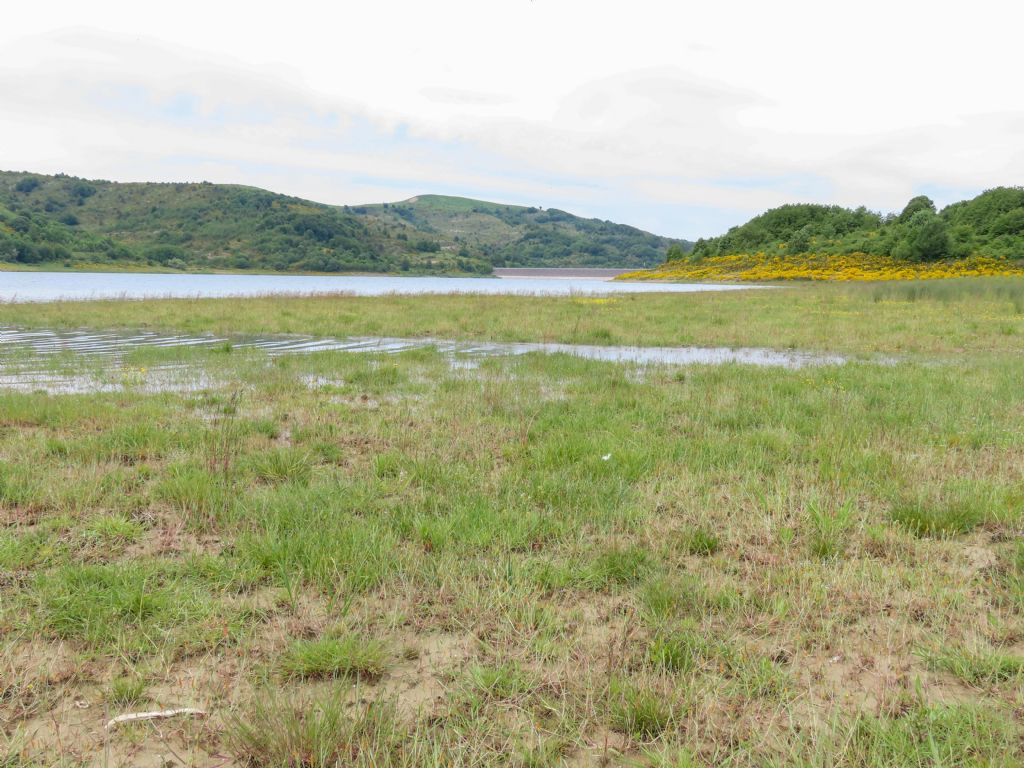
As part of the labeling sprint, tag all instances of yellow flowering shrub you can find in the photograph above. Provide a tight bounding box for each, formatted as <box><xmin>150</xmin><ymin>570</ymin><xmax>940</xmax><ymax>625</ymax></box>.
<box><xmin>618</xmin><ymin>253</ymin><xmax>1024</xmax><ymax>282</ymax></box>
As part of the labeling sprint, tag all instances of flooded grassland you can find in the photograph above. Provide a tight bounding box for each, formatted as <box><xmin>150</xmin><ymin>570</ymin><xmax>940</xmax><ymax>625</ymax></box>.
<box><xmin>1</xmin><ymin>280</ymin><xmax>1024</xmax><ymax>767</ymax></box>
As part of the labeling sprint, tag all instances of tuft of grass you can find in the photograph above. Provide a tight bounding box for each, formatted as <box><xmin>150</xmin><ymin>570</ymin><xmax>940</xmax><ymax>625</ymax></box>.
<box><xmin>921</xmin><ymin>645</ymin><xmax>1024</xmax><ymax>687</ymax></box>
<box><xmin>227</xmin><ymin>695</ymin><xmax>408</xmax><ymax>768</ymax></box>
<box><xmin>279</xmin><ymin>635</ymin><xmax>389</xmax><ymax>682</ymax></box>
<box><xmin>237</xmin><ymin>484</ymin><xmax>400</xmax><ymax>594</ymax></box>
<box><xmin>681</xmin><ymin>526</ymin><xmax>720</xmax><ymax>557</ymax></box>
<box><xmin>1004</xmin><ymin>541</ymin><xmax>1024</xmax><ymax>609</ymax></box>
<box><xmin>823</xmin><ymin>703</ymin><xmax>1021</xmax><ymax>767</ymax></box>
<box><xmin>467</xmin><ymin>662</ymin><xmax>536</xmax><ymax>701</ymax></box>
<box><xmin>891</xmin><ymin>497</ymin><xmax>985</xmax><ymax>538</ymax></box>
<box><xmin>82</xmin><ymin>515</ymin><xmax>143</xmax><ymax>547</ymax></box>
<box><xmin>108</xmin><ymin>676</ymin><xmax>148</xmax><ymax>708</ymax></box>
<box><xmin>31</xmin><ymin>563</ymin><xmax>229</xmax><ymax>656</ymax></box>
<box><xmin>154</xmin><ymin>463</ymin><xmax>232</xmax><ymax>529</ymax></box>
<box><xmin>808</xmin><ymin>500</ymin><xmax>855</xmax><ymax>560</ymax></box>
<box><xmin>585</xmin><ymin>546</ymin><xmax>651</xmax><ymax>590</ymax></box>
<box><xmin>245</xmin><ymin>448</ymin><xmax>315</xmax><ymax>485</ymax></box>
<box><xmin>609</xmin><ymin>679</ymin><xmax>675</xmax><ymax>741</ymax></box>
<box><xmin>640</xmin><ymin>575</ymin><xmax>711</xmax><ymax>623</ymax></box>
<box><xmin>647</xmin><ymin>628</ymin><xmax>701</xmax><ymax>674</ymax></box>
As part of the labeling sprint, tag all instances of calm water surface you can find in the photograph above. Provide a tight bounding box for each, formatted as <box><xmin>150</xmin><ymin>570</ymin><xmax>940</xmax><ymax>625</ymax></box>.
<box><xmin>0</xmin><ymin>271</ymin><xmax>758</xmax><ymax>302</ymax></box>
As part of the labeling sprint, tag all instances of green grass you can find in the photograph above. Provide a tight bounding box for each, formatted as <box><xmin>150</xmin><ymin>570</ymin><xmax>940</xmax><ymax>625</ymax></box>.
<box><xmin>279</xmin><ymin>636</ymin><xmax>390</xmax><ymax>681</ymax></box>
<box><xmin>107</xmin><ymin>676</ymin><xmax>148</xmax><ymax>708</ymax></box>
<box><xmin>891</xmin><ymin>495</ymin><xmax>987</xmax><ymax>538</ymax></box>
<box><xmin>1</xmin><ymin>276</ymin><xmax>1022</xmax><ymax>357</ymax></box>
<box><xmin>2</xmin><ymin>281</ymin><xmax>1024</xmax><ymax>765</ymax></box>
<box><xmin>609</xmin><ymin>678</ymin><xmax>677</xmax><ymax>741</ymax></box>
<box><xmin>827</xmin><ymin>704</ymin><xmax>1021</xmax><ymax>768</ymax></box>
<box><xmin>921</xmin><ymin>644</ymin><xmax>1024</xmax><ymax>687</ymax></box>
<box><xmin>680</xmin><ymin>526</ymin><xmax>720</xmax><ymax>557</ymax></box>
<box><xmin>227</xmin><ymin>696</ymin><xmax>411</xmax><ymax>768</ymax></box>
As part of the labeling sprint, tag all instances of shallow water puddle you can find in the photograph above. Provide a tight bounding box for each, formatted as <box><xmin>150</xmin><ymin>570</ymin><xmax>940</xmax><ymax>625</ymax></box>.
<box><xmin>0</xmin><ymin>326</ymin><xmax>847</xmax><ymax>393</ymax></box>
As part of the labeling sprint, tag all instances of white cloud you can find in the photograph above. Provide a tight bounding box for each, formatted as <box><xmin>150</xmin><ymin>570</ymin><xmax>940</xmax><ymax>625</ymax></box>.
<box><xmin>1</xmin><ymin>1</ymin><xmax>1022</xmax><ymax>238</ymax></box>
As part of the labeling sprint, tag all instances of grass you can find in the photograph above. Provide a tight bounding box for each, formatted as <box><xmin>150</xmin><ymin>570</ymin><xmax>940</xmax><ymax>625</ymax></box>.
<box><xmin>279</xmin><ymin>636</ymin><xmax>390</xmax><ymax>681</ymax></box>
<box><xmin>1</xmin><ymin>281</ymin><xmax>1024</xmax><ymax>765</ymax></box>
<box><xmin>227</xmin><ymin>696</ymin><xmax>411</xmax><ymax>768</ymax></box>
<box><xmin>0</xmin><ymin>275</ymin><xmax>1022</xmax><ymax>356</ymax></box>
<box><xmin>107</xmin><ymin>676</ymin><xmax>148</xmax><ymax>708</ymax></box>
<box><xmin>921</xmin><ymin>644</ymin><xmax>1024</xmax><ymax>687</ymax></box>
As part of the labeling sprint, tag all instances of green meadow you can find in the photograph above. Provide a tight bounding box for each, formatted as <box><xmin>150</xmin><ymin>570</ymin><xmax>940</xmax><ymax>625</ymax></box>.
<box><xmin>1</xmin><ymin>279</ymin><xmax>1023</xmax><ymax>766</ymax></box>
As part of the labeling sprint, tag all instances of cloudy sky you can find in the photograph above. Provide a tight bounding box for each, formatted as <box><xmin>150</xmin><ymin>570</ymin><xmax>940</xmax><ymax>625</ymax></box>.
<box><xmin>2</xmin><ymin>1</ymin><xmax>1022</xmax><ymax>238</ymax></box>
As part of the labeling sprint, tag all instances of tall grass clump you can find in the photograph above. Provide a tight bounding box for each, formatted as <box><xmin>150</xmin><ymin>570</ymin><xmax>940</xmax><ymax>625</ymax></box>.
<box><xmin>890</xmin><ymin>495</ymin><xmax>986</xmax><ymax>538</ymax></box>
<box><xmin>584</xmin><ymin>546</ymin><xmax>651</xmax><ymax>590</ymax></box>
<box><xmin>228</xmin><ymin>696</ymin><xmax>412</xmax><ymax>768</ymax></box>
<box><xmin>921</xmin><ymin>644</ymin><xmax>1024</xmax><ymax>687</ymax></box>
<box><xmin>245</xmin><ymin>447</ymin><xmax>315</xmax><ymax>485</ymax></box>
<box><xmin>808</xmin><ymin>500</ymin><xmax>855</xmax><ymax>560</ymax></box>
<box><xmin>820</xmin><ymin>703</ymin><xmax>1021</xmax><ymax>767</ymax></box>
<box><xmin>609</xmin><ymin>679</ymin><xmax>676</xmax><ymax>741</ymax></box>
<box><xmin>237</xmin><ymin>484</ymin><xmax>399</xmax><ymax>594</ymax></box>
<box><xmin>154</xmin><ymin>463</ymin><xmax>233</xmax><ymax>529</ymax></box>
<box><xmin>279</xmin><ymin>635</ymin><xmax>389</xmax><ymax>682</ymax></box>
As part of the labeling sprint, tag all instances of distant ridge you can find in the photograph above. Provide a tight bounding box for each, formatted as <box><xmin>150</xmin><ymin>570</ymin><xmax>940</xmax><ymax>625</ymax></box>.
<box><xmin>0</xmin><ymin>171</ymin><xmax>690</xmax><ymax>275</ymax></box>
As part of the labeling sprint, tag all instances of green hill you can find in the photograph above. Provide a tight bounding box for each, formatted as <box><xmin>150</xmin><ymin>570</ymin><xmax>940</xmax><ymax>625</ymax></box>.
<box><xmin>351</xmin><ymin>194</ymin><xmax>687</xmax><ymax>271</ymax></box>
<box><xmin>687</xmin><ymin>189</ymin><xmax>1024</xmax><ymax>263</ymax></box>
<box><xmin>0</xmin><ymin>172</ymin><xmax>686</xmax><ymax>274</ymax></box>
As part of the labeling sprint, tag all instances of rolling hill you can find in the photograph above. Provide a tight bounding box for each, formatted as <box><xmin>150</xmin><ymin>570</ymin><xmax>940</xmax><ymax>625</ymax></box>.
<box><xmin>0</xmin><ymin>172</ymin><xmax>688</xmax><ymax>274</ymax></box>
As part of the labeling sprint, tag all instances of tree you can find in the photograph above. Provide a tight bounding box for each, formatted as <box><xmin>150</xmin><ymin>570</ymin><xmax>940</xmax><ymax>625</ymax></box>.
<box><xmin>893</xmin><ymin>210</ymin><xmax>951</xmax><ymax>262</ymax></box>
<box><xmin>15</xmin><ymin>177</ymin><xmax>40</xmax><ymax>194</ymax></box>
<box><xmin>898</xmin><ymin>195</ymin><xmax>936</xmax><ymax>223</ymax></box>
<box><xmin>665</xmin><ymin>243</ymin><xmax>688</xmax><ymax>262</ymax></box>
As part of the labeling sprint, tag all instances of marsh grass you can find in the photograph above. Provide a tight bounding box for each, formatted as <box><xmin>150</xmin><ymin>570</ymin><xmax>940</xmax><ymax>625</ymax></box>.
<box><xmin>279</xmin><ymin>635</ymin><xmax>390</xmax><ymax>681</ymax></box>
<box><xmin>680</xmin><ymin>526</ymin><xmax>720</xmax><ymax>556</ymax></box>
<box><xmin>227</xmin><ymin>696</ymin><xmax>411</xmax><ymax>768</ymax></box>
<box><xmin>890</xmin><ymin>496</ymin><xmax>987</xmax><ymax>538</ymax></box>
<box><xmin>921</xmin><ymin>644</ymin><xmax>1024</xmax><ymax>687</ymax></box>
<box><xmin>107</xmin><ymin>676</ymin><xmax>148</xmax><ymax>708</ymax></box>
<box><xmin>3</xmin><ymin>276</ymin><xmax>1024</xmax><ymax>356</ymax></box>
<box><xmin>826</xmin><ymin>703</ymin><xmax>1021</xmax><ymax>768</ymax></box>
<box><xmin>609</xmin><ymin>678</ymin><xmax>677</xmax><ymax>741</ymax></box>
<box><xmin>808</xmin><ymin>500</ymin><xmax>855</xmax><ymax>559</ymax></box>
<box><xmin>3</xmin><ymin>283</ymin><xmax>1024</xmax><ymax>765</ymax></box>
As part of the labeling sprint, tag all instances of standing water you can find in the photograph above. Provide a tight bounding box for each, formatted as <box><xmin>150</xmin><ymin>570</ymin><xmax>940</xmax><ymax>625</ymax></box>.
<box><xmin>0</xmin><ymin>271</ymin><xmax>759</xmax><ymax>302</ymax></box>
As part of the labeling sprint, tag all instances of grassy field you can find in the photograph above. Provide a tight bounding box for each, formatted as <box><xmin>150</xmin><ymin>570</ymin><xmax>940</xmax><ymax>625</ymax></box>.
<box><xmin>2</xmin><ymin>277</ymin><xmax>1024</xmax><ymax>357</ymax></box>
<box><xmin>1</xmin><ymin>280</ymin><xmax>1023</xmax><ymax>766</ymax></box>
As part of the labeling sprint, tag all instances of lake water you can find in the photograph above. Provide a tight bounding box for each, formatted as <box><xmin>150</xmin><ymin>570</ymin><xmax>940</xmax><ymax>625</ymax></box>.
<box><xmin>0</xmin><ymin>271</ymin><xmax>756</xmax><ymax>302</ymax></box>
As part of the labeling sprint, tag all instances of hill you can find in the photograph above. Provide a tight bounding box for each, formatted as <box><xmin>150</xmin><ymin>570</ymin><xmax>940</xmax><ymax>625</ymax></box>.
<box><xmin>352</xmin><ymin>194</ymin><xmax>686</xmax><ymax>271</ymax></box>
<box><xmin>687</xmin><ymin>189</ymin><xmax>1024</xmax><ymax>263</ymax></box>
<box><xmin>0</xmin><ymin>172</ymin><xmax>687</xmax><ymax>274</ymax></box>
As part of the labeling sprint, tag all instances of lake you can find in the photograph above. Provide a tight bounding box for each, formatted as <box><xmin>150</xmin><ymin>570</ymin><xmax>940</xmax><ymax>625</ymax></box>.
<box><xmin>0</xmin><ymin>270</ymin><xmax>757</xmax><ymax>302</ymax></box>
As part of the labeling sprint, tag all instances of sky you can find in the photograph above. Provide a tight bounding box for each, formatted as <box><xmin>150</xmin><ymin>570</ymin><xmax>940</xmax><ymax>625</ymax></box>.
<box><xmin>2</xmin><ymin>1</ymin><xmax>1023</xmax><ymax>239</ymax></box>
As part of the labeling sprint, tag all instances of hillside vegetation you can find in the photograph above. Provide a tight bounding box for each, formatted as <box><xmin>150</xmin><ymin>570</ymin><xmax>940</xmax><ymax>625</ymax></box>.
<box><xmin>354</xmin><ymin>194</ymin><xmax>685</xmax><ymax>270</ymax></box>
<box><xmin>620</xmin><ymin>188</ymin><xmax>1024</xmax><ymax>282</ymax></box>
<box><xmin>687</xmin><ymin>188</ymin><xmax>1024</xmax><ymax>262</ymax></box>
<box><xmin>0</xmin><ymin>172</ymin><xmax>685</xmax><ymax>274</ymax></box>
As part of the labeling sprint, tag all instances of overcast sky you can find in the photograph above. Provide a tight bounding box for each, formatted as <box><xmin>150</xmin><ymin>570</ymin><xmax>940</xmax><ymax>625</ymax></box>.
<box><xmin>2</xmin><ymin>1</ymin><xmax>1022</xmax><ymax>238</ymax></box>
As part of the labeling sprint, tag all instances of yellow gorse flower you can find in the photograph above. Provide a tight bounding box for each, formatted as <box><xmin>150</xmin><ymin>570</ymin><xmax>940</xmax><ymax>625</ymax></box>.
<box><xmin>619</xmin><ymin>253</ymin><xmax>1024</xmax><ymax>283</ymax></box>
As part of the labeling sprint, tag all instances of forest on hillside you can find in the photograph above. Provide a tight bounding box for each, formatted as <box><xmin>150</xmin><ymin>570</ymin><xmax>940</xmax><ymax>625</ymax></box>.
<box><xmin>0</xmin><ymin>172</ymin><xmax>684</xmax><ymax>274</ymax></box>
<box><xmin>679</xmin><ymin>188</ymin><xmax>1024</xmax><ymax>264</ymax></box>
